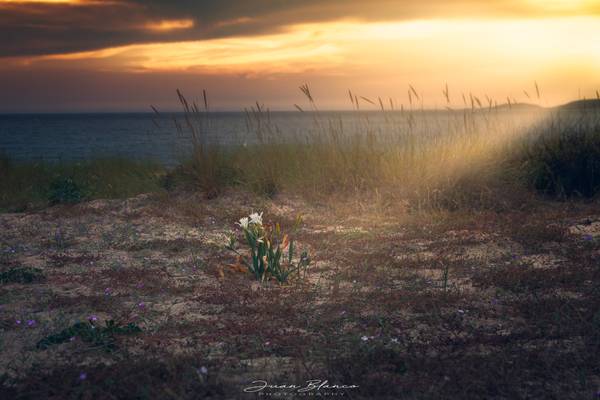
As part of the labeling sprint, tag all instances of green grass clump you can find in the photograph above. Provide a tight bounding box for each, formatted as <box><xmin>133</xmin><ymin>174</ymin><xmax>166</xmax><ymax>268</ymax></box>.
<box><xmin>48</xmin><ymin>177</ymin><xmax>83</xmax><ymax>204</ymax></box>
<box><xmin>168</xmin><ymin>146</ymin><xmax>236</xmax><ymax>199</ymax></box>
<box><xmin>0</xmin><ymin>267</ymin><xmax>45</xmax><ymax>284</ymax></box>
<box><xmin>0</xmin><ymin>157</ymin><xmax>165</xmax><ymax>212</ymax></box>
<box><xmin>517</xmin><ymin>115</ymin><xmax>600</xmax><ymax>198</ymax></box>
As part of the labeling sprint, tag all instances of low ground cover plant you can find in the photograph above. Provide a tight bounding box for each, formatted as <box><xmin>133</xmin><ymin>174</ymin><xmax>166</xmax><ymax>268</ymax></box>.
<box><xmin>48</xmin><ymin>177</ymin><xmax>83</xmax><ymax>204</ymax></box>
<box><xmin>0</xmin><ymin>266</ymin><xmax>45</xmax><ymax>284</ymax></box>
<box><xmin>37</xmin><ymin>319</ymin><xmax>142</xmax><ymax>351</ymax></box>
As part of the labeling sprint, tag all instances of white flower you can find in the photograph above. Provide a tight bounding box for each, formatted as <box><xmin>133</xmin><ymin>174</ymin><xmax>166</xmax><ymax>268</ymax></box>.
<box><xmin>249</xmin><ymin>212</ymin><xmax>263</xmax><ymax>226</ymax></box>
<box><xmin>237</xmin><ymin>217</ymin><xmax>249</xmax><ymax>229</ymax></box>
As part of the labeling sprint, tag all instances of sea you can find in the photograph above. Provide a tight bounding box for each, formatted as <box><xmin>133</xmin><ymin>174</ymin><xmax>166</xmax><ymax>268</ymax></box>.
<box><xmin>0</xmin><ymin>108</ymin><xmax>559</xmax><ymax>166</ymax></box>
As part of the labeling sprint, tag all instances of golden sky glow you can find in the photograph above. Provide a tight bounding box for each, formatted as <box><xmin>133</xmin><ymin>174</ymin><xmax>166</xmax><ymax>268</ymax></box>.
<box><xmin>526</xmin><ymin>0</ymin><xmax>600</xmax><ymax>12</ymax></box>
<box><xmin>1</xmin><ymin>0</ymin><xmax>600</xmax><ymax>111</ymax></box>
<box><xmin>0</xmin><ymin>0</ymin><xmax>84</xmax><ymax>3</ymax></box>
<box><xmin>144</xmin><ymin>19</ymin><xmax>195</xmax><ymax>32</ymax></box>
<box><xmin>11</xmin><ymin>16</ymin><xmax>598</xmax><ymax>109</ymax></box>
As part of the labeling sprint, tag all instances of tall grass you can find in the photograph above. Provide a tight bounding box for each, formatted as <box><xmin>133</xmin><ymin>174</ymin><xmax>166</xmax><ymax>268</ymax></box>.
<box><xmin>515</xmin><ymin>107</ymin><xmax>600</xmax><ymax>198</ymax></box>
<box><xmin>169</xmin><ymin>85</ymin><xmax>600</xmax><ymax>208</ymax></box>
<box><xmin>3</xmin><ymin>85</ymin><xmax>598</xmax><ymax>212</ymax></box>
<box><xmin>160</xmin><ymin>90</ymin><xmax>234</xmax><ymax>198</ymax></box>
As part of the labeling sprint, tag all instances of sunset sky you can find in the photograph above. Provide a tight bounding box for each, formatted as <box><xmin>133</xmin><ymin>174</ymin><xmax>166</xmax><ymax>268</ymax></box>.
<box><xmin>1</xmin><ymin>0</ymin><xmax>599</xmax><ymax>112</ymax></box>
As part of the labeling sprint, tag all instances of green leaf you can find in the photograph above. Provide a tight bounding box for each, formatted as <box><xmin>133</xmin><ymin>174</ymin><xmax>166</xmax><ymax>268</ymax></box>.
<box><xmin>288</xmin><ymin>240</ymin><xmax>295</xmax><ymax>263</ymax></box>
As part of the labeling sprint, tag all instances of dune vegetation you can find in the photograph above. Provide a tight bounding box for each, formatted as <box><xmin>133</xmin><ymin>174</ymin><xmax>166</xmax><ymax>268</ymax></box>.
<box><xmin>2</xmin><ymin>87</ymin><xmax>599</xmax><ymax>212</ymax></box>
<box><xmin>1</xmin><ymin>87</ymin><xmax>599</xmax><ymax>399</ymax></box>
<box><xmin>166</xmin><ymin>87</ymin><xmax>600</xmax><ymax>206</ymax></box>
<box><xmin>0</xmin><ymin>156</ymin><xmax>163</xmax><ymax>212</ymax></box>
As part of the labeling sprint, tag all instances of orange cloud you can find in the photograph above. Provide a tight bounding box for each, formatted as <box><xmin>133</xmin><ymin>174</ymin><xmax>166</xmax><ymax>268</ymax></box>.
<box><xmin>0</xmin><ymin>0</ymin><xmax>89</xmax><ymax>3</ymax></box>
<box><xmin>7</xmin><ymin>16</ymin><xmax>596</xmax><ymax>108</ymax></box>
<box><xmin>1</xmin><ymin>1</ymin><xmax>599</xmax><ymax>111</ymax></box>
<box><xmin>2</xmin><ymin>0</ymin><xmax>600</xmax><ymax>58</ymax></box>
<box><xmin>144</xmin><ymin>19</ymin><xmax>195</xmax><ymax>32</ymax></box>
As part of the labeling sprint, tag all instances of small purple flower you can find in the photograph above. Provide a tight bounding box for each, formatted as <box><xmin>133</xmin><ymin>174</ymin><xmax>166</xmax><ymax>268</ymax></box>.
<box><xmin>104</xmin><ymin>287</ymin><xmax>111</xmax><ymax>296</ymax></box>
<box><xmin>69</xmin><ymin>336</ymin><xmax>76</xmax><ymax>342</ymax></box>
<box><xmin>199</xmin><ymin>366</ymin><xmax>208</xmax><ymax>375</ymax></box>
<box><xmin>88</xmin><ymin>315</ymin><xmax>98</xmax><ymax>322</ymax></box>
<box><xmin>78</xmin><ymin>372</ymin><xmax>87</xmax><ymax>381</ymax></box>
<box><xmin>15</xmin><ymin>319</ymin><xmax>21</xmax><ymax>325</ymax></box>
<box><xmin>27</xmin><ymin>319</ymin><xmax>36</xmax><ymax>327</ymax></box>
<box><xmin>138</xmin><ymin>302</ymin><xmax>145</xmax><ymax>309</ymax></box>
<box><xmin>583</xmin><ymin>234</ymin><xmax>594</xmax><ymax>241</ymax></box>
<box><xmin>136</xmin><ymin>282</ymin><xmax>144</xmax><ymax>289</ymax></box>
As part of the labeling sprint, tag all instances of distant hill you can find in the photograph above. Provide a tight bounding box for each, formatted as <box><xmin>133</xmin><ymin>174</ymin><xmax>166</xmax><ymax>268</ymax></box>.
<box><xmin>492</xmin><ymin>102</ymin><xmax>543</xmax><ymax>111</ymax></box>
<box><xmin>558</xmin><ymin>99</ymin><xmax>600</xmax><ymax>110</ymax></box>
<box><xmin>488</xmin><ymin>99</ymin><xmax>600</xmax><ymax>112</ymax></box>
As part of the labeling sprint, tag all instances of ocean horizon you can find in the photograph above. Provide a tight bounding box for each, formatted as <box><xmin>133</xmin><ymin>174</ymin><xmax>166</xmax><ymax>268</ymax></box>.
<box><xmin>0</xmin><ymin>106</ymin><xmax>568</xmax><ymax>166</ymax></box>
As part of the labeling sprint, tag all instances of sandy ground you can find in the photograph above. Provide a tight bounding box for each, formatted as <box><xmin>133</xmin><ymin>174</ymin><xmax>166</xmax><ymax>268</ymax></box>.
<box><xmin>0</xmin><ymin>190</ymin><xmax>599</xmax><ymax>399</ymax></box>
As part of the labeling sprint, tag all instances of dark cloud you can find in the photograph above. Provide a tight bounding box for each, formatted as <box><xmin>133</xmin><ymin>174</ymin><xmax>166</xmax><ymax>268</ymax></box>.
<box><xmin>0</xmin><ymin>0</ymin><xmax>597</xmax><ymax>58</ymax></box>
